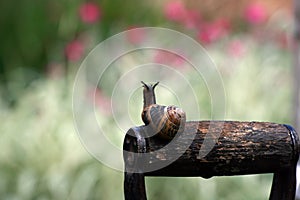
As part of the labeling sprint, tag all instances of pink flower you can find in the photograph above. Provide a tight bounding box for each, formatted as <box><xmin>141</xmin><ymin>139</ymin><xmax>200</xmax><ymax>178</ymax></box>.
<box><xmin>276</xmin><ymin>32</ymin><xmax>289</xmax><ymax>49</ymax></box>
<box><xmin>94</xmin><ymin>88</ymin><xmax>112</xmax><ymax>116</ymax></box>
<box><xmin>164</xmin><ymin>1</ymin><xmax>186</xmax><ymax>22</ymax></box>
<box><xmin>79</xmin><ymin>2</ymin><xmax>101</xmax><ymax>24</ymax></box>
<box><xmin>153</xmin><ymin>50</ymin><xmax>185</xmax><ymax>67</ymax></box>
<box><xmin>164</xmin><ymin>2</ymin><xmax>202</xmax><ymax>30</ymax></box>
<box><xmin>227</xmin><ymin>40</ymin><xmax>246</xmax><ymax>57</ymax></box>
<box><xmin>182</xmin><ymin>9</ymin><xmax>202</xmax><ymax>29</ymax></box>
<box><xmin>65</xmin><ymin>40</ymin><xmax>84</xmax><ymax>61</ymax></box>
<box><xmin>198</xmin><ymin>19</ymin><xmax>230</xmax><ymax>44</ymax></box>
<box><xmin>46</xmin><ymin>62</ymin><xmax>64</xmax><ymax>79</ymax></box>
<box><xmin>244</xmin><ymin>3</ymin><xmax>267</xmax><ymax>25</ymax></box>
<box><xmin>126</xmin><ymin>26</ymin><xmax>146</xmax><ymax>45</ymax></box>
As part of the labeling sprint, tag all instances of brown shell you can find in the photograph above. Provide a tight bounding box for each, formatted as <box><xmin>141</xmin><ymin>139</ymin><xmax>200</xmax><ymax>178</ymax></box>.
<box><xmin>141</xmin><ymin>104</ymin><xmax>186</xmax><ymax>140</ymax></box>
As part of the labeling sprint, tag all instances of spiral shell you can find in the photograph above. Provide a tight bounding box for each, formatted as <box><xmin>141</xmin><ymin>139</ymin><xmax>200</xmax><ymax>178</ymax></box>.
<box><xmin>142</xmin><ymin>104</ymin><xmax>186</xmax><ymax>140</ymax></box>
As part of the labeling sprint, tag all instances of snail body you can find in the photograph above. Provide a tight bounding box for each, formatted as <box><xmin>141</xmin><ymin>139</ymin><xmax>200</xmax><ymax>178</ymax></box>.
<box><xmin>141</xmin><ymin>81</ymin><xmax>186</xmax><ymax>140</ymax></box>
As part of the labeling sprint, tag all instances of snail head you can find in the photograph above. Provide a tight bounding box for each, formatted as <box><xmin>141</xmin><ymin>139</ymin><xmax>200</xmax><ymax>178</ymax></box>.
<box><xmin>141</xmin><ymin>81</ymin><xmax>159</xmax><ymax>108</ymax></box>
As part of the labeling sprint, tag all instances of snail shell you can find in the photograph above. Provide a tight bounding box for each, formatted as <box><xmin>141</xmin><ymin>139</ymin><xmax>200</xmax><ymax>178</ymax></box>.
<box><xmin>142</xmin><ymin>104</ymin><xmax>186</xmax><ymax>140</ymax></box>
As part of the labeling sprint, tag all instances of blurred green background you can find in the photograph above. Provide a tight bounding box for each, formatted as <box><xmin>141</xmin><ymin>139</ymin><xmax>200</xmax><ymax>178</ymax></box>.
<box><xmin>0</xmin><ymin>0</ymin><xmax>295</xmax><ymax>199</ymax></box>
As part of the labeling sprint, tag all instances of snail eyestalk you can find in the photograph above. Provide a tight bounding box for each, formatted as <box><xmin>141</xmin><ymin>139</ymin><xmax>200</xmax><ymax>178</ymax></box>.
<box><xmin>140</xmin><ymin>81</ymin><xmax>186</xmax><ymax>140</ymax></box>
<box><xmin>141</xmin><ymin>81</ymin><xmax>159</xmax><ymax>108</ymax></box>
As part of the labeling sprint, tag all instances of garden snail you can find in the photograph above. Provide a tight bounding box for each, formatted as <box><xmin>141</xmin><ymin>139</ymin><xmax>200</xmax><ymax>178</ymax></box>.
<box><xmin>141</xmin><ymin>81</ymin><xmax>186</xmax><ymax>140</ymax></box>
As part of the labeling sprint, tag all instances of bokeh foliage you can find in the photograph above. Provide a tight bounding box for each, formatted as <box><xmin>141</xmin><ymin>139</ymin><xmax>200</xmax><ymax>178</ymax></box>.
<box><xmin>0</xmin><ymin>0</ymin><xmax>294</xmax><ymax>199</ymax></box>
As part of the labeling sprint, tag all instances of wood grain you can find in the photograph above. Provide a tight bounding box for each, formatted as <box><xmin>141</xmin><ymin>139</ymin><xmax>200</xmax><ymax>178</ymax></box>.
<box><xmin>123</xmin><ymin>121</ymin><xmax>298</xmax><ymax>177</ymax></box>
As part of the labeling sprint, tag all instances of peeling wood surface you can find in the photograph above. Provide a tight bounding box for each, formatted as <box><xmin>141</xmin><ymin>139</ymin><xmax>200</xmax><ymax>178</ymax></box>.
<box><xmin>139</xmin><ymin>121</ymin><xmax>297</xmax><ymax>177</ymax></box>
<box><xmin>123</xmin><ymin>121</ymin><xmax>299</xmax><ymax>200</ymax></box>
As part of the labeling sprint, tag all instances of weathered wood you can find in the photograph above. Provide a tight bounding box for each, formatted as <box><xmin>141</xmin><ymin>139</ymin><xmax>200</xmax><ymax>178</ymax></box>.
<box><xmin>129</xmin><ymin>121</ymin><xmax>298</xmax><ymax>177</ymax></box>
<box><xmin>124</xmin><ymin>121</ymin><xmax>299</xmax><ymax>176</ymax></box>
<box><xmin>123</xmin><ymin>121</ymin><xmax>299</xmax><ymax>200</ymax></box>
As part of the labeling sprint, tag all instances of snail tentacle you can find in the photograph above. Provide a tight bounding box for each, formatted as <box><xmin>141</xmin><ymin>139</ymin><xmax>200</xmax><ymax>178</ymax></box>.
<box><xmin>141</xmin><ymin>81</ymin><xmax>159</xmax><ymax>109</ymax></box>
<box><xmin>141</xmin><ymin>81</ymin><xmax>186</xmax><ymax>140</ymax></box>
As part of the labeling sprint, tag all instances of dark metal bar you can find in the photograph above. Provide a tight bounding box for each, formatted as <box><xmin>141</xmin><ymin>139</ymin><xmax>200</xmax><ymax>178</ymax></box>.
<box><xmin>123</xmin><ymin>127</ymin><xmax>147</xmax><ymax>200</ymax></box>
<box><xmin>269</xmin><ymin>164</ymin><xmax>297</xmax><ymax>200</ymax></box>
<box><xmin>124</xmin><ymin>172</ymin><xmax>146</xmax><ymax>200</ymax></box>
<box><xmin>269</xmin><ymin>125</ymin><xmax>299</xmax><ymax>200</ymax></box>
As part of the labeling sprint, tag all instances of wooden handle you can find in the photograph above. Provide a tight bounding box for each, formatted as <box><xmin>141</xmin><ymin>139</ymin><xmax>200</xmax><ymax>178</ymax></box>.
<box><xmin>123</xmin><ymin>121</ymin><xmax>299</xmax><ymax>178</ymax></box>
